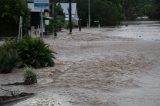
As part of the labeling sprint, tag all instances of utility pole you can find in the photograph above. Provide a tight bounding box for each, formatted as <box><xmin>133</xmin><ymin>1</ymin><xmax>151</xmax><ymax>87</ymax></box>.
<box><xmin>40</xmin><ymin>9</ymin><xmax>44</xmax><ymax>38</ymax></box>
<box><xmin>69</xmin><ymin>0</ymin><xmax>72</xmax><ymax>34</ymax></box>
<box><xmin>88</xmin><ymin>0</ymin><xmax>91</xmax><ymax>28</ymax></box>
<box><xmin>53</xmin><ymin>0</ymin><xmax>57</xmax><ymax>37</ymax></box>
<box><xmin>78</xmin><ymin>0</ymin><xmax>81</xmax><ymax>32</ymax></box>
<box><xmin>18</xmin><ymin>16</ymin><xmax>23</xmax><ymax>40</ymax></box>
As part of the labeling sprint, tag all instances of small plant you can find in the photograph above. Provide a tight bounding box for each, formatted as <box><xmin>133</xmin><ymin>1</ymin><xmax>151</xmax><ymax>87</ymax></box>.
<box><xmin>24</xmin><ymin>66</ymin><xmax>37</xmax><ymax>85</ymax></box>
<box><xmin>16</xmin><ymin>37</ymin><xmax>56</xmax><ymax>68</ymax></box>
<box><xmin>0</xmin><ymin>40</ymin><xmax>18</xmax><ymax>73</ymax></box>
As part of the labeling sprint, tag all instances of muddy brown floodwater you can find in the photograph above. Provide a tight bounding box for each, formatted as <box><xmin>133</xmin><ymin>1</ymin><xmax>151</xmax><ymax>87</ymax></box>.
<box><xmin>1</xmin><ymin>21</ymin><xmax>160</xmax><ymax>106</ymax></box>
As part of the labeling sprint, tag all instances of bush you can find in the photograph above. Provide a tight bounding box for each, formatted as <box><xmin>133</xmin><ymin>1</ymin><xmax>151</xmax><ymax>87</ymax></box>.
<box><xmin>46</xmin><ymin>16</ymin><xmax>65</xmax><ymax>33</ymax></box>
<box><xmin>0</xmin><ymin>37</ymin><xmax>56</xmax><ymax>73</ymax></box>
<box><xmin>24</xmin><ymin>66</ymin><xmax>37</xmax><ymax>85</ymax></box>
<box><xmin>0</xmin><ymin>40</ymin><xmax>18</xmax><ymax>73</ymax></box>
<box><xmin>17</xmin><ymin>37</ymin><xmax>56</xmax><ymax>68</ymax></box>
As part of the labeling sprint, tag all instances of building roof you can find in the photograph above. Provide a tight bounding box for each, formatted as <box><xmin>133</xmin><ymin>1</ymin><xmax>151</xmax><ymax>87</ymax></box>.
<box><xmin>27</xmin><ymin>0</ymin><xmax>34</xmax><ymax>3</ymax></box>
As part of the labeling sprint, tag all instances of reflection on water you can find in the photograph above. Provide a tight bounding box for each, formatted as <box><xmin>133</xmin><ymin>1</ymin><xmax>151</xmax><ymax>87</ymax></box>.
<box><xmin>103</xmin><ymin>21</ymin><xmax>160</xmax><ymax>41</ymax></box>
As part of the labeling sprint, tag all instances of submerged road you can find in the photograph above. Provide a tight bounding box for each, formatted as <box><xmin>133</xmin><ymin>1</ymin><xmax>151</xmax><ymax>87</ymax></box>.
<box><xmin>2</xmin><ymin>21</ymin><xmax>160</xmax><ymax>106</ymax></box>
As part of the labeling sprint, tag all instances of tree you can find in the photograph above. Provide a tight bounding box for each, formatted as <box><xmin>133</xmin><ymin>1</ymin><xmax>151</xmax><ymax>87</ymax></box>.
<box><xmin>47</xmin><ymin>2</ymin><xmax>65</xmax><ymax>33</ymax></box>
<box><xmin>122</xmin><ymin>0</ymin><xmax>139</xmax><ymax>20</ymax></box>
<box><xmin>77</xmin><ymin>0</ymin><xmax>123</xmax><ymax>26</ymax></box>
<box><xmin>0</xmin><ymin>0</ymin><xmax>30</xmax><ymax>37</ymax></box>
<box><xmin>63</xmin><ymin>0</ymin><xmax>160</xmax><ymax>23</ymax></box>
<box><xmin>152</xmin><ymin>0</ymin><xmax>160</xmax><ymax>19</ymax></box>
<box><xmin>92</xmin><ymin>0</ymin><xmax>122</xmax><ymax>25</ymax></box>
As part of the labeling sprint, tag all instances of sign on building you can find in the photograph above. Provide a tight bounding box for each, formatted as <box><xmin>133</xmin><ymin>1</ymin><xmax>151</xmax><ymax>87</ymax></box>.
<box><xmin>34</xmin><ymin>0</ymin><xmax>49</xmax><ymax>10</ymax></box>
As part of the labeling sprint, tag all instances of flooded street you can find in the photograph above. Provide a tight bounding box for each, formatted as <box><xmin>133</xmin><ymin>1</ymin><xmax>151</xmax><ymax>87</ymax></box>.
<box><xmin>1</xmin><ymin>21</ymin><xmax>160</xmax><ymax>106</ymax></box>
<box><xmin>102</xmin><ymin>21</ymin><xmax>160</xmax><ymax>41</ymax></box>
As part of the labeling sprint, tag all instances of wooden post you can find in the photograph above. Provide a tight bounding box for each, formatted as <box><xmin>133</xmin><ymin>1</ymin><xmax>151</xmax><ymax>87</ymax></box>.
<box><xmin>18</xmin><ymin>16</ymin><xmax>23</xmax><ymax>39</ymax></box>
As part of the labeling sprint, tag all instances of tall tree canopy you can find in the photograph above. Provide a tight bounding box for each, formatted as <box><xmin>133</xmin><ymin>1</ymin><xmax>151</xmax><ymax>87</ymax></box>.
<box><xmin>55</xmin><ymin>0</ymin><xmax>160</xmax><ymax>25</ymax></box>
<box><xmin>0</xmin><ymin>0</ymin><xmax>30</xmax><ymax>37</ymax></box>
<box><xmin>151</xmin><ymin>0</ymin><xmax>160</xmax><ymax>19</ymax></box>
<box><xmin>78</xmin><ymin>0</ymin><xmax>123</xmax><ymax>26</ymax></box>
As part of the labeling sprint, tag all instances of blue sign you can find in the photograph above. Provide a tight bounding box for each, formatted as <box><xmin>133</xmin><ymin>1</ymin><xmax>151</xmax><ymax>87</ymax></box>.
<box><xmin>34</xmin><ymin>0</ymin><xmax>49</xmax><ymax>10</ymax></box>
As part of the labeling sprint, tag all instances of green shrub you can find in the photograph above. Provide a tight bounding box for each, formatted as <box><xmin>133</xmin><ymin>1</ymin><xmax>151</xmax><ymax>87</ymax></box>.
<box><xmin>17</xmin><ymin>37</ymin><xmax>56</xmax><ymax>68</ymax></box>
<box><xmin>0</xmin><ymin>37</ymin><xmax>56</xmax><ymax>73</ymax></box>
<box><xmin>46</xmin><ymin>3</ymin><xmax>65</xmax><ymax>33</ymax></box>
<box><xmin>46</xmin><ymin>16</ymin><xmax>65</xmax><ymax>33</ymax></box>
<box><xmin>0</xmin><ymin>40</ymin><xmax>18</xmax><ymax>73</ymax></box>
<box><xmin>24</xmin><ymin>66</ymin><xmax>37</xmax><ymax>85</ymax></box>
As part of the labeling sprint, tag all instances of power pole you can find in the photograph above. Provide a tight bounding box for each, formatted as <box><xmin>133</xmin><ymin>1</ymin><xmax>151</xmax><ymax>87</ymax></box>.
<box><xmin>53</xmin><ymin>0</ymin><xmax>57</xmax><ymax>37</ymax></box>
<box><xmin>40</xmin><ymin>9</ymin><xmax>44</xmax><ymax>38</ymax></box>
<box><xmin>88</xmin><ymin>0</ymin><xmax>91</xmax><ymax>28</ymax></box>
<box><xmin>18</xmin><ymin>16</ymin><xmax>23</xmax><ymax>40</ymax></box>
<box><xmin>78</xmin><ymin>0</ymin><xmax>81</xmax><ymax>32</ymax></box>
<box><xmin>69</xmin><ymin>0</ymin><xmax>72</xmax><ymax>34</ymax></box>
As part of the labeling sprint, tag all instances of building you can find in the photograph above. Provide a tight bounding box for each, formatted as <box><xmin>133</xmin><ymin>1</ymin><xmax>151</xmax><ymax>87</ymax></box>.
<box><xmin>60</xmin><ymin>3</ymin><xmax>79</xmax><ymax>25</ymax></box>
<box><xmin>27</xmin><ymin>0</ymin><xmax>50</xmax><ymax>28</ymax></box>
<box><xmin>27</xmin><ymin>0</ymin><xmax>79</xmax><ymax>28</ymax></box>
